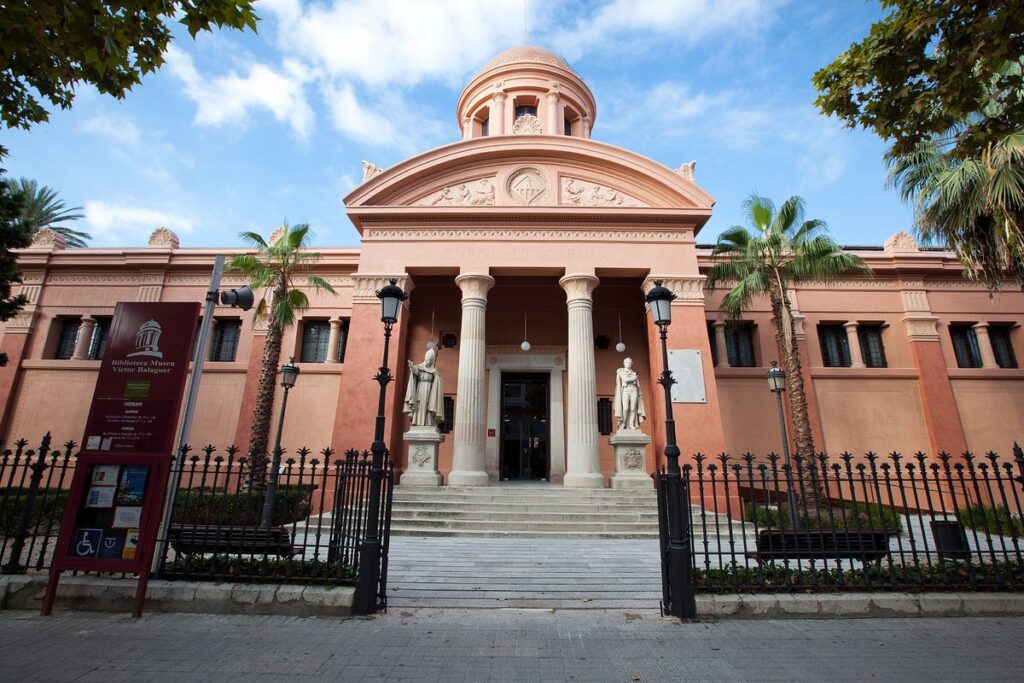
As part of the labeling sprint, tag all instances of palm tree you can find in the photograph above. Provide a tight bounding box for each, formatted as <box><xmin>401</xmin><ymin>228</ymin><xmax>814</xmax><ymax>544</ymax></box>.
<box><xmin>13</xmin><ymin>179</ymin><xmax>90</xmax><ymax>247</ymax></box>
<box><xmin>885</xmin><ymin>129</ymin><xmax>1024</xmax><ymax>291</ymax></box>
<box><xmin>706</xmin><ymin>194</ymin><xmax>870</xmax><ymax>499</ymax></box>
<box><xmin>228</xmin><ymin>222</ymin><xmax>336</xmax><ymax>486</ymax></box>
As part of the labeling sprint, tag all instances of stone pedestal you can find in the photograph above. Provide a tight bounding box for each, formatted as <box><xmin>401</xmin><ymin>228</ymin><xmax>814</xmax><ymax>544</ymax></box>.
<box><xmin>401</xmin><ymin>427</ymin><xmax>444</xmax><ymax>487</ymax></box>
<box><xmin>609</xmin><ymin>429</ymin><xmax>653</xmax><ymax>489</ymax></box>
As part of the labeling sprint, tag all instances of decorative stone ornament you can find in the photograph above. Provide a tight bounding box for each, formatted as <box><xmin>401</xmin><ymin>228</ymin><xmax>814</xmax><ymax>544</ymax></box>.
<box><xmin>505</xmin><ymin>168</ymin><xmax>548</xmax><ymax>205</ymax></box>
<box><xmin>401</xmin><ymin>426</ymin><xmax>444</xmax><ymax>487</ymax></box>
<box><xmin>609</xmin><ymin>429</ymin><xmax>653</xmax><ymax>489</ymax></box>
<box><xmin>675</xmin><ymin>161</ymin><xmax>696</xmax><ymax>182</ymax></box>
<box><xmin>147</xmin><ymin>227</ymin><xmax>180</xmax><ymax>249</ymax></box>
<box><xmin>361</xmin><ymin>160</ymin><xmax>384</xmax><ymax>182</ymax></box>
<box><xmin>29</xmin><ymin>229</ymin><xmax>67</xmax><ymax>250</ymax></box>
<box><xmin>512</xmin><ymin>113</ymin><xmax>543</xmax><ymax>135</ymax></box>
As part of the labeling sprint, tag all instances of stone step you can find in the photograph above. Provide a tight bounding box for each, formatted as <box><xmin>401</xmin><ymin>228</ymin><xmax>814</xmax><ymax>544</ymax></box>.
<box><xmin>393</xmin><ymin>487</ymin><xmax>656</xmax><ymax>499</ymax></box>
<box><xmin>391</xmin><ymin>518</ymin><xmax>659</xmax><ymax>533</ymax></box>
<box><xmin>391</xmin><ymin>508</ymin><xmax>659</xmax><ymax>523</ymax></box>
<box><xmin>390</xmin><ymin>500</ymin><xmax>659</xmax><ymax>512</ymax></box>
<box><xmin>389</xmin><ymin>527</ymin><xmax>662</xmax><ymax>539</ymax></box>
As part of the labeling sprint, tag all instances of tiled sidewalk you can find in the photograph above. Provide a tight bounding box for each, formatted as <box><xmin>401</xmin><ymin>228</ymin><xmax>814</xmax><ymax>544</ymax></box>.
<box><xmin>0</xmin><ymin>609</ymin><xmax>1019</xmax><ymax>682</ymax></box>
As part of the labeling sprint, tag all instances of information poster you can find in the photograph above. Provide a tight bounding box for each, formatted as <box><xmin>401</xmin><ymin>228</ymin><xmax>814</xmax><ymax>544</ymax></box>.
<box><xmin>45</xmin><ymin>301</ymin><xmax>199</xmax><ymax>618</ymax></box>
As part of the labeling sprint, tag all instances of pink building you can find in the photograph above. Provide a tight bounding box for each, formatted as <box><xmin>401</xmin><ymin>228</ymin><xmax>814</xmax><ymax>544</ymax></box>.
<box><xmin>2</xmin><ymin>46</ymin><xmax>1022</xmax><ymax>487</ymax></box>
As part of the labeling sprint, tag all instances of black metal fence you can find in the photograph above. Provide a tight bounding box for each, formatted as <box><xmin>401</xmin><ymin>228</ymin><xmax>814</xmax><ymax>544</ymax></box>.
<box><xmin>0</xmin><ymin>437</ymin><xmax>395</xmax><ymax>610</ymax></box>
<box><xmin>660</xmin><ymin>448</ymin><xmax>1024</xmax><ymax>593</ymax></box>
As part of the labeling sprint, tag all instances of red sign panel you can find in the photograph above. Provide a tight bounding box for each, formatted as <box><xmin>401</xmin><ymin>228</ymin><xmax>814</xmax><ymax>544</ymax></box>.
<box><xmin>45</xmin><ymin>302</ymin><xmax>199</xmax><ymax>617</ymax></box>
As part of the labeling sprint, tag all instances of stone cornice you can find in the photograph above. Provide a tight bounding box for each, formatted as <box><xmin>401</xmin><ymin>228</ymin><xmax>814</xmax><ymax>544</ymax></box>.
<box><xmin>362</xmin><ymin>227</ymin><xmax>689</xmax><ymax>242</ymax></box>
<box><xmin>352</xmin><ymin>274</ymin><xmax>415</xmax><ymax>304</ymax></box>
<box><xmin>641</xmin><ymin>275</ymin><xmax>705</xmax><ymax>306</ymax></box>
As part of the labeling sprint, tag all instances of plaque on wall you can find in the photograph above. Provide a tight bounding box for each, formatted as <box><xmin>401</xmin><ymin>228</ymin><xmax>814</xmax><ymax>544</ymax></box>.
<box><xmin>668</xmin><ymin>350</ymin><xmax>706</xmax><ymax>403</ymax></box>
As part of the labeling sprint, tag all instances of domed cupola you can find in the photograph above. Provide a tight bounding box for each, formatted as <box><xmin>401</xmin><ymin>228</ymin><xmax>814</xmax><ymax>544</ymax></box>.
<box><xmin>456</xmin><ymin>45</ymin><xmax>597</xmax><ymax>140</ymax></box>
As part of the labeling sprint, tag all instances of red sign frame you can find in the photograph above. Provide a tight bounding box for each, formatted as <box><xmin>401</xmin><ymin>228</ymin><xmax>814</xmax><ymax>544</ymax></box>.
<box><xmin>43</xmin><ymin>302</ymin><xmax>199</xmax><ymax>617</ymax></box>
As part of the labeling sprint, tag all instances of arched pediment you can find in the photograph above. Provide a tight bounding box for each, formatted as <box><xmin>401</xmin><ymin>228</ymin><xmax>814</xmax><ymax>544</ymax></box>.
<box><xmin>345</xmin><ymin>137</ymin><xmax>714</xmax><ymax>231</ymax></box>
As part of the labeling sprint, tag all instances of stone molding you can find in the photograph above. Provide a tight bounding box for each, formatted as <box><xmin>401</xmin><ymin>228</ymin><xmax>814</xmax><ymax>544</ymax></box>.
<box><xmin>363</xmin><ymin>228</ymin><xmax>686</xmax><ymax>241</ymax></box>
<box><xmin>3</xmin><ymin>309</ymin><xmax>36</xmax><ymax>333</ymax></box>
<box><xmin>559</xmin><ymin>274</ymin><xmax>599</xmax><ymax>302</ymax></box>
<box><xmin>148</xmin><ymin>227</ymin><xmax>180</xmax><ymax>249</ymax></box>
<box><xmin>454</xmin><ymin>273</ymin><xmax>495</xmax><ymax>301</ymax></box>
<box><xmin>559</xmin><ymin>177</ymin><xmax>644</xmax><ymax>207</ymax></box>
<box><xmin>352</xmin><ymin>274</ymin><xmax>414</xmax><ymax>303</ymax></box>
<box><xmin>641</xmin><ymin>275</ymin><xmax>705</xmax><ymax>306</ymax></box>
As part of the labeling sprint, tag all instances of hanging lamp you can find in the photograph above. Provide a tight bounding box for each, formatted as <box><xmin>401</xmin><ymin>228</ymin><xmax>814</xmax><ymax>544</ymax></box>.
<box><xmin>615</xmin><ymin>313</ymin><xmax>626</xmax><ymax>352</ymax></box>
<box><xmin>521</xmin><ymin>308</ymin><xmax>531</xmax><ymax>352</ymax></box>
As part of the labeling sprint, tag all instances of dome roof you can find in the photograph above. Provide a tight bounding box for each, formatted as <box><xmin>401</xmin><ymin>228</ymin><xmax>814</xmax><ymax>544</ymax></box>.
<box><xmin>481</xmin><ymin>45</ymin><xmax>573</xmax><ymax>73</ymax></box>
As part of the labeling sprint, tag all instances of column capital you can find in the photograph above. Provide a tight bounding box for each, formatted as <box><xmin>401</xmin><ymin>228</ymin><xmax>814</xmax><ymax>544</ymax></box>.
<box><xmin>492</xmin><ymin>90</ymin><xmax>508</xmax><ymax>103</ymax></box>
<box><xmin>545</xmin><ymin>89</ymin><xmax>560</xmax><ymax>102</ymax></box>
<box><xmin>455</xmin><ymin>273</ymin><xmax>494</xmax><ymax>301</ymax></box>
<box><xmin>351</xmin><ymin>273</ymin><xmax>414</xmax><ymax>304</ymax></box>
<box><xmin>711</xmin><ymin>320</ymin><xmax>727</xmax><ymax>330</ymax></box>
<box><xmin>903</xmin><ymin>315</ymin><xmax>940</xmax><ymax>341</ymax></box>
<box><xmin>559</xmin><ymin>273</ymin><xmax>599</xmax><ymax>302</ymax></box>
<box><xmin>843</xmin><ymin>320</ymin><xmax>859</xmax><ymax>330</ymax></box>
<box><xmin>641</xmin><ymin>275</ymin><xmax>705</xmax><ymax>306</ymax></box>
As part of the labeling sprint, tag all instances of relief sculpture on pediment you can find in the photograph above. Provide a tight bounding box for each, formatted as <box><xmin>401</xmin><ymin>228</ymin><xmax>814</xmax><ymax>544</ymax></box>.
<box><xmin>560</xmin><ymin>177</ymin><xmax>644</xmax><ymax>207</ymax></box>
<box><xmin>415</xmin><ymin>177</ymin><xmax>496</xmax><ymax>206</ymax></box>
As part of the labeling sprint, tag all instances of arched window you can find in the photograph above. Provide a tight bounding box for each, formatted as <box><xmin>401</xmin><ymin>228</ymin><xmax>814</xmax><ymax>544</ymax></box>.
<box><xmin>481</xmin><ymin>118</ymin><xmax>489</xmax><ymax>136</ymax></box>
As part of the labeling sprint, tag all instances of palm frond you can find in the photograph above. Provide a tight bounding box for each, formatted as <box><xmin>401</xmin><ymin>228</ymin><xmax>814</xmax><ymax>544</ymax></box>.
<box><xmin>307</xmin><ymin>275</ymin><xmax>337</xmax><ymax>294</ymax></box>
<box><xmin>239</xmin><ymin>231</ymin><xmax>269</xmax><ymax>249</ymax></box>
<box><xmin>720</xmin><ymin>270</ymin><xmax>769</xmax><ymax>318</ymax></box>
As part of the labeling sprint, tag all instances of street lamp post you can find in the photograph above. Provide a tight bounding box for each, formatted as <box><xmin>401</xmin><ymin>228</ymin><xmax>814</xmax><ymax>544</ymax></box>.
<box><xmin>353</xmin><ymin>278</ymin><xmax>407</xmax><ymax>616</ymax></box>
<box><xmin>260</xmin><ymin>358</ymin><xmax>300</xmax><ymax>530</ymax></box>
<box><xmin>766</xmin><ymin>360</ymin><xmax>800</xmax><ymax>530</ymax></box>
<box><xmin>645</xmin><ymin>280</ymin><xmax>696</xmax><ymax>619</ymax></box>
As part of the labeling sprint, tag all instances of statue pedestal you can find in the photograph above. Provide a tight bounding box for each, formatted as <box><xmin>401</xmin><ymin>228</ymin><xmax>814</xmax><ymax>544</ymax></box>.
<box><xmin>609</xmin><ymin>429</ymin><xmax>653</xmax><ymax>489</ymax></box>
<box><xmin>401</xmin><ymin>427</ymin><xmax>444</xmax><ymax>487</ymax></box>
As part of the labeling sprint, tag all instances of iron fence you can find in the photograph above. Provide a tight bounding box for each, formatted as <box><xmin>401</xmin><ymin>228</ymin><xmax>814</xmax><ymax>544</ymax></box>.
<box><xmin>664</xmin><ymin>447</ymin><xmax>1024</xmax><ymax>593</ymax></box>
<box><xmin>0</xmin><ymin>437</ymin><xmax>395</xmax><ymax>608</ymax></box>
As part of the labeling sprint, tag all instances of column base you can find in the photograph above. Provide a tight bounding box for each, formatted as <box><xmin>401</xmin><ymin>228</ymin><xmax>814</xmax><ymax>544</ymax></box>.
<box><xmin>447</xmin><ymin>470</ymin><xmax>490</xmax><ymax>487</ymax></box>
<box><xmin>610</xmin><ymin>429</ymin><xmax>653</xmax><ymax>490</ymax></box>
<box><xmin>563</xmin><ymin>472</ymin><xmax>605</xmax><ymax>488</ymax></box>
<box><xmin>401</xmin><ymin>427</ymin><xmax>444</xmax><ymax>487</ymax></box>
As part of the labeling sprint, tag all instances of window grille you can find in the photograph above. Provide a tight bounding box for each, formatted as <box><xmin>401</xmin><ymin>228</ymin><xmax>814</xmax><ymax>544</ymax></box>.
<box><xmin>210</xmin><ymin>319</ymin><xmax>241</xmax><ymax>362</ymax></box>
<box><xmin>857</xmin><ymin>324</ymin><xmax>887</xmax><ymax>368</ymax></box>
<box><xmin>989</xmin><ymin>326</ymin><xmax>1018</xmax><ymax>369</ymax></box>
<box><xmin>949</xmin><ymin>324</ymin><xmax>982</xmax><ymax>368</ymax></box>
<box><xmin>725</xmin><ymin>322</ymin><xmax>756</xmax><ymax>367</ymax></box>
<box><xmin>87</xmin><ymin>318</ymin><xmax>111</xmax><ymax>361</ymax></box>
<box><xmin>818</xmin><ymin>324</ymin><xmax>851</xmax><ymax>367</ymax></box>
<box><xmin>55</xmin><ymin>319</ymin><xmax>80</xmax><ymax>360</ymax></box>
<box><xmin>301</xmin><ymin>321</ymin><xmax>331</xmax><ymax>363</ymax></box>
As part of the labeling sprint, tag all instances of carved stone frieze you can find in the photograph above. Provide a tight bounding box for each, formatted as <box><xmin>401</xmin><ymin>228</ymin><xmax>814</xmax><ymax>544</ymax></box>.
<box><xmin>642</xmin><ymin>275</ymin><xmax>706</xmax><ymax>305</ymax></box>
<box><xmin>352</xmin><ymin>274</ymin><xmax>414</xmax><ymax>303</ymax></box>
<box><xmin>901</xmin><ymin>289</ymin><xmax>931</xmax><ymax>314</ymax></box>
<box><xmin>512</xmin><ymin>113</ymin><xmax>543</xmax><ymax>135</ymax></box>
<box><xmin>416</xmin><ymin>177</ymin><xmax>496</xmax><ymax>207</ymax></box>
<box><xmin>363</xmin><ymin>228</ymin><xmax>685</xmax><ymax>241</ymax></box>
<box><xmin>138</xmin><ymin>285</ymin><xmax>162</xmax><ymax>302</ymax></box>
<box><xmin>505</xmin><ymin>168</ymin><xmax>549</xmax><ymax>205</ymax></box>
<box><xmin>148</xmin><ymin>227</ymin><xmax>180</xmax><ymax>249</ymax></box>
<box><xmin>560</xmin><ymin>177</ymin><xmax>644</xmax><ymax>207</ymax></box>
<box><xmin>903</xmin><ymin>315</ymin><xmax>940</xmax><ymax>340</ymax></box>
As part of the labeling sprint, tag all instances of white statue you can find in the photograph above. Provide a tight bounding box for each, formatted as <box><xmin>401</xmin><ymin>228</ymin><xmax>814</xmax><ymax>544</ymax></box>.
<box><xmin>403</xmin><ymin>348</ymin><xmax>444</xmax><ymax>428</ymax></box>
<box><xmin>613</xmin><ymin>357</ymin><xmax>646</xmax><ymax>431</ymax></box>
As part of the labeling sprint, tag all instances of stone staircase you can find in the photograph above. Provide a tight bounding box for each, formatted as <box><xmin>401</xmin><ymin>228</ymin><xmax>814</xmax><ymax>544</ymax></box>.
<box><xmin>388</xmin><ymin>484</ymin><xmax>661</xmax><ymax>539</ymax></box>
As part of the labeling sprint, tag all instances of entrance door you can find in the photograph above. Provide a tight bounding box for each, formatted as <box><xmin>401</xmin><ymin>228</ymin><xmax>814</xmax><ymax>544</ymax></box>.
<box><xmin>500</xmin><ymin>373</ymin><xmax>550</xmax><ymax>480</ymax></box>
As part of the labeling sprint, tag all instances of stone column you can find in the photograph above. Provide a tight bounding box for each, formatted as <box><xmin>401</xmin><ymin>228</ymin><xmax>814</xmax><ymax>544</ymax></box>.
<box><xmin>712</xmin><ymin>321</ymin><xmax>729</xmax><ymax>368</ymax></box>
<box><xmin>972</xmin><ymin>322</ymin><xmax>999</xmax><ymax>369</ymax></box>
<box><xmin>844</xmin><ymin>321</ymin><xmax>865</xmax><ymax>368</ymax></box>
<box><xmin>448</xmin><ymin>273</ymin><xmax>495</xmax><ymax>486</ymax></box>
<box><xmin>71</xmin><ymin>317</ymin><xmax>97</xmax><ymax>360</ymax></box>
<box><xmin>559</xmin><ymin>274</ymin><xmax>603</xmax><ymax>488</ymax></box>
<box><xmin>326</xmin><ymin>318</ymin><xmax>343</xmax><ymax>364</ymax></box>
<box><xmin>581</xmin><ymin>116</ymin><xmax>592</xmax><ymax>138</ymax></box>
<box><xmin>545</xmin><ymin>88</ymin><xmax>560</xmax><ymax>135</ymax></box>
<box><xmin>491</xmin><ymin>91</ymin><xmax>507</xmax><ymax>136</ymax></box>
<box><xmin>462</xmin><ymin>116</ymin><xmax>472</xmax><ymax>140</ymax></box>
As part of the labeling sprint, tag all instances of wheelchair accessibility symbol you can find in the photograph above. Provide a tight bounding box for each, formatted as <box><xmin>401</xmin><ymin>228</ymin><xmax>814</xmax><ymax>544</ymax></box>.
<box><xmin>72</xmin><ymin>528</ymin><xmax>103</xmax><ymax>558</ymax></box>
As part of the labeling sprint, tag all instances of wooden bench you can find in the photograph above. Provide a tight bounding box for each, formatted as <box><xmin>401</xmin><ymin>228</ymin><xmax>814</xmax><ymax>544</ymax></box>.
<box><xmin>746</xmin><ymin>529</ymin><xmax>892</xmax><ymax>565</ymax></box>
<box><xmin>168</xmin><ymin>525</ymin><xmax>297</xmax><ymax>558</ymax></box>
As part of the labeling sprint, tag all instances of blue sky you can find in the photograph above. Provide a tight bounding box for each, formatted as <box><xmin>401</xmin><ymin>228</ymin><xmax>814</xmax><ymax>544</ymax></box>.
<box><xmin>5</xmin><ymin>0</ymin><xmax>912</xmax><ymax>249</ymax></box>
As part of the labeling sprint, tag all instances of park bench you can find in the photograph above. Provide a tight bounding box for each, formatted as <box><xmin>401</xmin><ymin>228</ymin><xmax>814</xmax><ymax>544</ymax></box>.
<box><xmin>168</xmin><ymin>524</ymin><xmax>297</xmax><ymax>558</ymax></box>
<box><xmin>746</xmin><ymin>529</ymin><xmax>892</xmax><ymax>565</ymax></box>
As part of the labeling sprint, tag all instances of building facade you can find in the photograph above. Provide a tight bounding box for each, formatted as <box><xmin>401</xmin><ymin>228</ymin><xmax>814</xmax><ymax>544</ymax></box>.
<box><xmin>2</xmin><ymin>46</ymin><xmax>1022</xmax><ymax>486</ymax></box>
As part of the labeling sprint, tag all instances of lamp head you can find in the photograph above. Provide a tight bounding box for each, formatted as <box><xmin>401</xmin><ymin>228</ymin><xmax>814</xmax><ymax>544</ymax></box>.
<box><xmin>645</xmin><ymin>280</ymin><xmax>676</xmax><ymax>326</ymax></box>
<box><xmin>766</xmin><ymin>360</ymin><xmax>786</xmax><ymax>393</ymax></box>
<box><xmin>220</xmin><ymin>285</ymin><xmax>254</xmax><ymax>311</ymax></box>
<box><xmin>376</xmin><ymin>278</ymin><xmax>407</xmax><ymax>324</ymax></box>
<box><xmin>280</xmin><ymin>357</ymin><xmax>300</xmax><ymax>389</ymax></box>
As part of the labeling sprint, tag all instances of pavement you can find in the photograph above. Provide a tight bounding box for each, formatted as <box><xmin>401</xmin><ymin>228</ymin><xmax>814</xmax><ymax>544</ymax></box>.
<box><xmin>0</xmin><ymin>609</ymin><xmax>1019</xmax><ymax>682</ymax></box>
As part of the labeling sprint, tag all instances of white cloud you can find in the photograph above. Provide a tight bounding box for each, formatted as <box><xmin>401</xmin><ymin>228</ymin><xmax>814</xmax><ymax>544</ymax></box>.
<box><xmin>164</xmin><ymin>46</ymin><xmax>314</xmax><ymax>138</ymax></box>
<box><xmin>84</xmin><ymin>200</ymin><xmax>196</xmax><ymax>245</ymax></box>
<box><xmin>549</xmin><ymin>0</ymin><xmax>785</xmax><ymax>59</ymax></box>
<box><xmin>80</xmin><ymin>111</ymin><xmax>192</xmax><ymax>186</ymax></box>
<box><xmin>325</xmin><ymin>83</ymin><xmax>445</xmax><ymax>153</ymax></box>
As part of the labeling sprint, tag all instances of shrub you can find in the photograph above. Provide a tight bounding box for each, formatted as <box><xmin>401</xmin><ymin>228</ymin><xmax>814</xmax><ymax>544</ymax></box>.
<box><xmin>173</xmin><ymin>485</ymin><xmax>315</xmax><ymax>526</ymax></box>
<box><xmin>0</xmin><ymin>488</ymin><xmax>70</xmax><ymax>535</ymax></box>
<box><xmin>744</xmin><ymin>500</ymin><xmax>902</xmax><ymax>532</ymax></box>
<box><xmin>957</xmin><ymin>504</ymin><xmax>1022</xmax><ymax>539</ymax></box>
<box><xmin>160</xmin><ymin>556</ymin><xmax>355</xmax><ymax>585</ymax></box>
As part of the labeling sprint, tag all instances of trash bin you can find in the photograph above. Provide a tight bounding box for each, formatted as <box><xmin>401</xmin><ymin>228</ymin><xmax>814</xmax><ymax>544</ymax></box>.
<box><xmin>930</xmin><ymin>520</ymin><xmax>970</xmax><ymax>561</ymax></box>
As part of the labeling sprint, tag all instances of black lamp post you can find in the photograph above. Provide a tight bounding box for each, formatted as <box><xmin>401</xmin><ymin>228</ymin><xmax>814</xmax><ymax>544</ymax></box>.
<box><xmin>260</xmin><ymin>357</ymin><xmax>300</xmax><ymax>530</ymax></box>
<box><xmin>353</xmin><ymin>278</ymin><xmax>407</xmax><ymax>615</ymax></box>
<box><xmin>645</xmin><ymin>280</ymin><xmax>696</xmax><ymax>619</ymax></box>
<box><xmin>766</xmin><ymin>360</ymin><xmax>800</xmax><ymax>530</ymax></box>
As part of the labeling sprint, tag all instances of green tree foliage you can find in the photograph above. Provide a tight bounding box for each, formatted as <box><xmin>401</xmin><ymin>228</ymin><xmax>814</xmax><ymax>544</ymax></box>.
<box><xmin>706</xmin><ymin>195</ymin><xmax>870</xmax><ymax>472</ymax></box>
<box><xmin>886</xmin><ymin>130</ymin><xmax>1024</xmax><ymax>290</ymax></box>
<box><xmin>0</xmin><ymin>1</ymin><xmax>258</xmax><ymax>153</ymax></box>
<box><xmin>0</xmin><ymin>171</ymin><xmax>32</xmax><ymax>365</ymax></box>
<box><xmin>12</xmin><ymin>178</ymin><xmax>90</xmax><ymax>247</ymax></box>
<box><xmin>228</xmin><ymin>223</ymin><xmax>336</xmax><ymax>484</ymax></box>
<box><xmin>813</xmin><ymin>0</ymin><xmax>1024</xmax><ymax>159</ymax></box>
